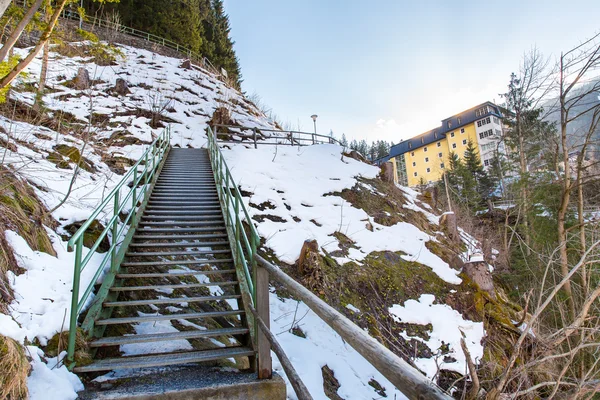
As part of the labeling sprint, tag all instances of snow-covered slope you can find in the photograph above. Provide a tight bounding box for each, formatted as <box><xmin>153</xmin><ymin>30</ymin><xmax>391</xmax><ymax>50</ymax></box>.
<box><xmin>0</xmin><ymin>40</ymin><xmax>486</xmax><ymax>400</ymax></box>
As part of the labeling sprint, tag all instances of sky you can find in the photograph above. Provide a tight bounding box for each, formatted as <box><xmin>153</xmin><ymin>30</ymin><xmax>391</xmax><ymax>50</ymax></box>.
<box><xmin>226</xmin><ymin>0</ymin><xmax>600</xmax><ymax>144</ymax></box>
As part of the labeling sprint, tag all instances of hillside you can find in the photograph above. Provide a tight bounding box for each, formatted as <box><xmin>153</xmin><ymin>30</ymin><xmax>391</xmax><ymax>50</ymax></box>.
<box><xmin>0</xmin><ymin>38</ymin><xmax>519</xmax><ymax>400</ymax></box>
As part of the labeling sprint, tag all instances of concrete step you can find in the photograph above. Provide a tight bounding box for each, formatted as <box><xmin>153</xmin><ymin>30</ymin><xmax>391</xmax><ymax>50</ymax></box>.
<box><xmin>76</xmin><ymin>367</ymin><xmax>286</xmax><ymax>400</ymax></box>
<box><xmin>73</xmin><ymin>347</ymin><xmax>255</xmax><ymax>372</ymax></box>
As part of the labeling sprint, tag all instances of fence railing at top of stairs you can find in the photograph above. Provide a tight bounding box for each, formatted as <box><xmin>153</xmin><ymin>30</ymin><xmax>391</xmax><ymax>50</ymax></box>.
<box><xmin>65</xmin><ymin>128</ymin><xmax>170</xmax><ymax>368</ymax></box>
<box><xmin>206</xmin><ymin>126</ymin><xmax>452</xmax><ymax>400</ymax></box>
<box><xmin>15</xmin><ymin>1</ymin><xmax>224</xmax><ymax>79</ymax></box>
<box><xmin>213</xmin><ymin>124</ymin><xmax>343</xmax><ymax>148</ymax></box>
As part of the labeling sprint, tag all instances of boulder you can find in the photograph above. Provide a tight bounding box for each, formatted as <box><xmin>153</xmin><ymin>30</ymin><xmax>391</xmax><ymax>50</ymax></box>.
<box><xmin>180</xmin><ymin>59</ymin><xmax>192</xmax><ymax>69</ymax></box>
<box><xmin>440</xmin><ymin>211</ymin><xmax>459</xmax><ymax>242</ymax></box>
<box><xmin>380</xmin><ymin>161</ymin><xmax>394</xmax><ymax>183</ymax></box>
<box><xmin>464</xmin><ymin>256</ymin><xmax>496</xmax><ymax>299</ymax></box>
<box><xmin>113</xmin><ymin>78</ymin><xmax>130</xmax><ymax>95</ymax></box>
<box><xmin>75</xmin><ymin>67</ymin><xmax>90</xmax><ymax>90</ymax></box>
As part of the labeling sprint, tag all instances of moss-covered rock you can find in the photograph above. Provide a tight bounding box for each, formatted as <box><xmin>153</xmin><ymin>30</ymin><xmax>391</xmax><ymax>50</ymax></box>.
<box><xmin>53</xmin><ymin>144</ymin><xmax>96</xmax><ymax>173</ymax></box>
<box><xmin>45</xmin><ymin>329</ymin><xmax>92</xmax><ymax>367</ymax></box>
<box><xmin>63</xmin><ymin>219</ymin><xmax>110</xmax><ymax>253</ymax></box>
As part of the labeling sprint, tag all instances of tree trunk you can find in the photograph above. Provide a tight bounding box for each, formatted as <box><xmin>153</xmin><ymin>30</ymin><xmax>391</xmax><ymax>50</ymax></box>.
<box><xmin>0</xmin><ymin>0</ymin><xmax>67</xmax><ymax>91</ymax></box>
<box><xmin>557</xmin><ymin>54</ymin><xmax>576</xmax><ymax>317</ymax></box>
<box><xmin>0</xmin><ymin>0</ymin><xmax>44</xmax><ymax>63</ymax></box>
<box><xmin>34</xmin><ymin>41</ymin><xmax>50</xmax><ymax>109</ymax></box>
<box><xmin>0</xmin><ymin>0</ymin><xmax>11</xmax><ymax>20</ymax></box>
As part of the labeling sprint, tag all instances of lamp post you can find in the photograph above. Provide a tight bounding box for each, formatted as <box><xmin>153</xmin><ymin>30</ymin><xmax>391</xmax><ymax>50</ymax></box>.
<box><xmin>311</xmin><ymin>114</ymin><xmax>318</xmax><ymax>144</ymax></box>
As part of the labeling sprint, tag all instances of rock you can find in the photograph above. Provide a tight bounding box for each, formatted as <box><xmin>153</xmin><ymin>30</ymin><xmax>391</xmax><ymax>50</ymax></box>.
<box><xmin>63</xmin><ymin>219</ymin><xmax>110</xmax><ymax>253</ymax></box>
<box><xmin>380</xmin><ymin>161</ymin><xmax>395</xmax><ymax>183</ymax></box>
<box><xmin>297</xmin><ymin>239</ymin><xmax>328</xmax><ymax>291</ymax></box>
<box><xmin>180</xmin><ymin>59</ymin><xmax>192</xmax><ymax>69</ymax></box>
<box><xmin>346</xmin><ymin>150</ymin><xmax>367</xmax><ymax>163</ymax></box>
<box><xmin>464</xmin><ymin>259</ymin><xmax>496</xmax><ymax>299</ymax></box>
<box><xmin>440</xmin><ymin>211</ymin><xmax>459</xmax><ymax>242</ymax></box>
<box><xmin>113</xmin><ymin>78</ymin><xmax>130</xmax><ymax>95</ymax></box>
<box><xmin>75</xmin><ymin>67</ymin><xmax>90</xmax><ymax>90</ymax></box>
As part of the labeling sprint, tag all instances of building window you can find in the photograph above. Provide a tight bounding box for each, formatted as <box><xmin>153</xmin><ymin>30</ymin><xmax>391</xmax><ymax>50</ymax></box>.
<box><xmin>464</xmin><ymin>151</ymin><xmax>469</xmax><ymax>157</ymax></box>
<box><xmin>447</xmin><ymin>121</ymin><xmax>452</xmax><ymax>129</ymax></box>
<box><xmin>457</xmin><ymin>117</ymin><xmax>462</xmax><ymax>125</ymax></box>
<box><xmin>424</xmin><ymin>147</ymin><xmax>428</xmax><ymax>152</ymax></box>
<box><xmin>452</xmin><ymin>143</ymin><xmax>457</xmax><ymax>149</ymax></box>
<box><xmin>426</xmin><ymin>167</ymin><xmax>431</xmax><ymax>173</ymax></box>
<box><xmin>495</xmin><ymin>129</ymin><xmax>501</xmax><ymax>136</ymax></box>
<box><xmin>493</xmin><ymin>116</ymin><xmax>499</xmax><ymax>124</ymax></box>
<box><xmin>475</xmin><ymin>105</ymin><xmax>490</xmax><ymax>117</ymax></box>
<box><xmin>484</xmin><ymin>159</ymin><xmax>490</xmax><ymax>166</ymax></box>
<box><xmin>411</xmin><ymin>151</ymin><xmax>415</xmax><ymax>157</ymax></box>
<box><xmin>425</xmin><ymin>157</ymin><xmax>429</xmax><ymax>162</ymax></box>
<box><xmin>440</xmin><ymin>163</ymin><xmax>445</xmax><ymax>169</ymax></box>
<box><xmin>412</xmin><ymin>161</ymin><xmax>416</xmax><ymax>167</ymax></box>
<box><xmin>438</xmin><ymin>152</ymin><xmax>443</xmax><ymax>158</ymax></box>
<box><xmin>414</xmin><ymin>172</ymin><xmax>417</xmax><ymax>177</ymax></box>
<box><xmin>462</xmin><ymin>139</ymin><xmax>467</xmax><ymax>145</ymax></box>
<box><xmin>450</xmin><ymin>132</ymin><xmax>455</xmax><ymax>138</ymax></box>
<box><xmin>437</xmin><ymin>141</ymin><xmax>441</xmax><ymax>147</ymax></box>
<box><xmin>461</xmin><ymin>128</ymin><xmax>465</xmax><ymax>134</ymax></box>
<box><xmin>434</xmin><ymin>131</ymin><xmax>438</xmax><ymax>138</ymax></box>
<box><xmin>479</xmin><ymin>129</ymin><xmax>494</xmax><ymax>139</ymax></box>
<box><xmin>409</xmin><ymin>143</ymin><xmax>412</xmax><ymax>149</ymax></box>
<box><xmin>421</xmin><ymin>137</ymin><xmax>424</xmax><ymax>144</ymax></box>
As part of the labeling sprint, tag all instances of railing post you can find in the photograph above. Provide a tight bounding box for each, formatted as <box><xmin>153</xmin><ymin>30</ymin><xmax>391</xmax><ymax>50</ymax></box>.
<box><xmin>253</xmin><ymin>127</ymin><xmax>257</xmax><ymax>149</ymax></box>
<box><xmin>111</xmin><ymin>191</ymin><xmax>120</xmax><ymax>272</ymax></box>
<box><xmin>256</xmin><ymin>264</ymin><xmax>272</xmax><ymax>379</ymax></box>
<box><xmin>312</xmin><ymin>133</ymin><xmax>315</xmax><ymax>145</ymax></box>
<box><xmin>132</xmin><ymin>169</ymin><xmax>138</xmax><ymax>209</ymax></box>
<box><xmin>67</xmin><ymin>237</ymin><xmax>83</xmax><ymax>365</ymax></box>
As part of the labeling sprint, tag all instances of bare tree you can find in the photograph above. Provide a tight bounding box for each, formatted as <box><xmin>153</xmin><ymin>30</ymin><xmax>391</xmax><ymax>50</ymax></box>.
<box><xmin>555</xmin><ymin>32</ymin><xmax>600</xmax><ymax>316</ymax></box>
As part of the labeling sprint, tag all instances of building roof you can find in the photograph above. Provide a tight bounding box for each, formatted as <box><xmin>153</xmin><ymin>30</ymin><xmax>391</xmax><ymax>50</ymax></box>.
<box><xmin>380</xmin><ymin>101</ymin><xmax>504</xmax><ymax>163</ymax></box>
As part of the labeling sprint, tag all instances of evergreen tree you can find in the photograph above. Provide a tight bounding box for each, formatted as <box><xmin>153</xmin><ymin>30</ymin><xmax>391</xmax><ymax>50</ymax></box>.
<box><xmin>340</xmin><ymin>134</ymin><xmax>348</xmax><ymax>147</ymax></box>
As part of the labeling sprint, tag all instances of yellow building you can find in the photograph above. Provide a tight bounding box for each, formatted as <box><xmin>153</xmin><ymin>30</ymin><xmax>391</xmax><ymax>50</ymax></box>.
<box><xmin>384</xmin><ymin>102</ymin><xmax>505</xmax><ymax>187</ymax></box>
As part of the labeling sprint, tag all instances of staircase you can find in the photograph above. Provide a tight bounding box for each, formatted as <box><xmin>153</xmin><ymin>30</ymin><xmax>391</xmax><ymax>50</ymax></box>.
<box><xmin>74</xmin><ymin>148</ymin><xmax>255</xmax><ymax>373</ymax></box>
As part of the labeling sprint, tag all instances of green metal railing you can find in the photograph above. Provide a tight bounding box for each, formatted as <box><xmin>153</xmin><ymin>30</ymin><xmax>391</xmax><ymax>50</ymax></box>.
<box><xmin>65</xmin><ymin>128</ymin><xmax>170</xmax><ymax>365</ymax></box>
<box><xmin>206</xmin><ymin>126</ymin><xmax>259</xmax><ymax>307</ymax></box>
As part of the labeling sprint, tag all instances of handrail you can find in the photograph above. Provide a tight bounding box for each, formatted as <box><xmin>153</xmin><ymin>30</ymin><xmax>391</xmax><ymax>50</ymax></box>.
<box><xmin>207</xmin><ymin>125</ymin><xmax>452</xmax><ymax>399</ymax></box>
<box><xmin>65</xmin><ymin>128</ymin><xmax>170</xmax><ymax>365</ymax></box>
<box><xmin>256</xmin><ymin>254</ymin><xmax>453</xmax><ymax>400</ymax></box>
<box><xmin>213</xmin><ymin>124</ymin><xmax>343</xmax><ymax>148</ymax></box>
<box><xmin>206</xmin><ymin>126</ymin><xmax>260</xmax><ymax>302</ymax></box>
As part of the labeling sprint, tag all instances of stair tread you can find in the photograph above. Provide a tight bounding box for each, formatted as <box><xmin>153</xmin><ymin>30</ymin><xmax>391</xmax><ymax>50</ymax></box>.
<box><xmin>90</xmin><ymin>327</ymin><xmax>249</xmax><ymax>347</ymax></box>
<box><xmin>130</xmin><ymin>239</ymin><xmax>228</xmax><ymax>247</ymax></box>
<box><xmin>111</xmin><ymin>281</ymin><xmax>238</xmax><ymax>291</ymax></box>
<box><xmin>73</xmin><ymin>347</ymin><xmax>254</xmax><ymax>372</ymax></box>
<box><xmin>104</xmin><ymin>294</ymin><xmax>241</xmax><ymax>307</ymax></box>
<box><xmin>126</xmin><ymin>249</ymin><xmax>231</xmax><ymax>257</ymax></box>
<box><xmin>122</xmin><ymin>258</ymin><xmax>233</xmax><ymax>267</ymax></box>
<box><xmin>97</xmin><ymin>309</ymin><xmax>244</xmax><ymax>325</ymax></box>
<box><xmin>117</xmin><ymin>269</ymin><xmax>236</xmax><ymax>278</ymax></box>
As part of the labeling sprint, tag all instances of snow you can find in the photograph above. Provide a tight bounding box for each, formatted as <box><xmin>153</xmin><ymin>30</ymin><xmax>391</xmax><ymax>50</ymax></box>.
<box><xmin>1</xmin><ymin>230</ymin><xmax>103</xmax><ymax>345</ymax></box>
<box><xmin>345</xmin><ymin>304</ymin><xmax>361</xmax><ymax>313</ymax></box>
<box><xmin>223</xmin><ymin>144</ymin><xmax>461</xmax><ymax>284</ymax></box>
<box><xmin>120</xmin><ymin>315</ymin><xmax>194</xmax><ymax>356</ymax></box>
<box><xmin>388</xmin><ymin>294</ymin><xmax>485</xmax><ymax>377</ymax></box>
<box><xmin>27</xmin><ymin>347</ymin><xmax>83</xmax><ymax>400</ymax></box>
<box><xmin>270</xmin><ymin>293</ymin><xmax>407</xmax><ymax>400</ymax></box>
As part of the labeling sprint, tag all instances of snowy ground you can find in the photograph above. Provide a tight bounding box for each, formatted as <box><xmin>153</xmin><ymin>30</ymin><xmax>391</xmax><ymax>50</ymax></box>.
<box><xmin>0</xmin><ymin>42</ymin><xmax>485</xmax><ymax>400</ymax></box>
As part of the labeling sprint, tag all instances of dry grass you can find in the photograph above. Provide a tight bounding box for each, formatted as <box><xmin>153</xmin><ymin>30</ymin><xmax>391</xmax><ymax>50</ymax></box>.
<box><xmin>0</xmin><ymin>167</ymin><xmax>57</xmax><ymax>313</ymax></box>
<box><xmin>0</xmin><ymin>335</ymin><xmax>30</xmax><ymax>400</ymax></box>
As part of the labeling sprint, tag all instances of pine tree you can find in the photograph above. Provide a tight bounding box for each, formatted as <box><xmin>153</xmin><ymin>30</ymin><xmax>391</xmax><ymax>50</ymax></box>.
<box><xmin>340</xmin><ymin>134</ymin><xmax>348</xmax><ymax>147</ymax></box>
